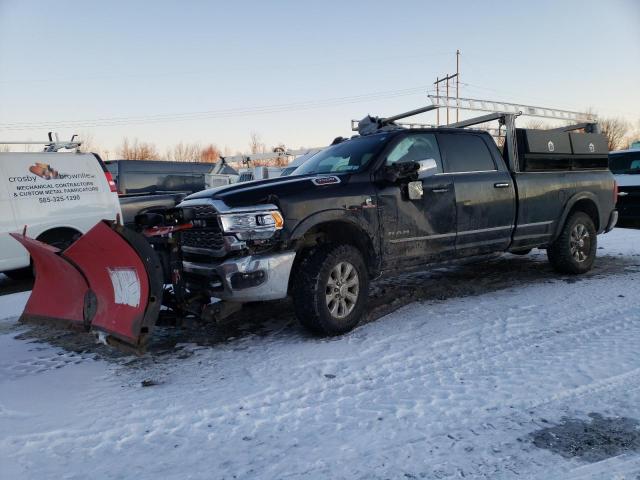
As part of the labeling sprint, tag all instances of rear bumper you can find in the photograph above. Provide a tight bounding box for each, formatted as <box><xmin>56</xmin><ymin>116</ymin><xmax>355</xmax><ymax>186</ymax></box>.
<box><xmin>182</xmin><ymin>251</ymin><xmax>296</xmax><ymax>303</ymax></box>
<box><xmin>605</xmin><ymin>210</ymin><xmax>618</xmax><ymax>233</ymax></box>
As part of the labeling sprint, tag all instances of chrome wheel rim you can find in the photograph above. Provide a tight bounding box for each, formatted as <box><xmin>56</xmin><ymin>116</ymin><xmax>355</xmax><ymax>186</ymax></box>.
<box><xmin>325</xmin><ymin>261</ymin><xmax>359</xmax><ymax>319</ymax></box>
<box><xmin>570</xmin><ymin>223</ymin><xmax>591</xmax><ymax>263</ymax></box>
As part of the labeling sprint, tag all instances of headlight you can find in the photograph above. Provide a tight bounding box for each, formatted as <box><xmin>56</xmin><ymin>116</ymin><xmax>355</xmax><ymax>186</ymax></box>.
<box><xmin>219</xmin><ymin>210</ymin><xmax>284</xmax><ymax>240</ymax></box>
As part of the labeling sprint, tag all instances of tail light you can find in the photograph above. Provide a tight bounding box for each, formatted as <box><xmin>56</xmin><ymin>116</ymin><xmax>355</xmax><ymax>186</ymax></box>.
<box><xmin>613</xmin><ymin>180</ymin><xmax>618</xmax><ymax>204</ymax></box>
<box><xmin>104</xmin><ymin>171</ymin><xmax>117</xmax><ymax>193</ymax></box>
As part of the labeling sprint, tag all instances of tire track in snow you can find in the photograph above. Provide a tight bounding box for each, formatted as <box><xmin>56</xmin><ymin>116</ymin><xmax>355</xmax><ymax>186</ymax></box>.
<box><xmin>5</xmin><ymin>274</ymin><xmax>640</xmax><ymax>471</ymax></box>
<box><xmin>195</xmin><ymin>287</ymin><xmax>638</xmax><ymax>421</ymax></box>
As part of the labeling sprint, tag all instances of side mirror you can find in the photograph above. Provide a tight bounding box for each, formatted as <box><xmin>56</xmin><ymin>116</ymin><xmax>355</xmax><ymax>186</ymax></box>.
<box><xmin>404</xmin><ymin>159</ymin><xmax>439</xmax><ymax>201</ymax></box>
<box><xmin>415</xmin><ymin>158</ymin><xmax>438</xmax><ymax>179</ymax></box>
<box><xmin>407</xmin><ymin>181</ymin><xmax>423</xmax><ymax>200</ymax></box>
<box><xmin>377</xmin><ymin>161</ymin><xmax>420</xmax><ymax>184</ymax></box>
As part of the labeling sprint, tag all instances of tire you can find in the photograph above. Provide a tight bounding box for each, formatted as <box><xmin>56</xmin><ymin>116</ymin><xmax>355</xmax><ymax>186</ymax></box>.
<box><xmin>547</xmin><ymin>212</ymin><xmax>597</xmax><ymax>274</ymax></box>
<box><xmin>37</xmin><ymin>230</ymin><xmax>80</xmax><ymax>251</ymax></box>
<box><xmin>292</xmin><ymin>244</ymin><xmax>369</xmax><ymax>336</ymax></box>
<box><xmin>4</xmin><ymin>267</ymin><xmax>33</xmax><ymax>281</ymax></box>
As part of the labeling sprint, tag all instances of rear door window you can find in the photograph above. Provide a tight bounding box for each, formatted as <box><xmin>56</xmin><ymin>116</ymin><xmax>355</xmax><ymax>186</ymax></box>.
<box><xmin>439</xmin><ymin>134</ymin><xmax>496</xmax><ymax>173</ymax></box>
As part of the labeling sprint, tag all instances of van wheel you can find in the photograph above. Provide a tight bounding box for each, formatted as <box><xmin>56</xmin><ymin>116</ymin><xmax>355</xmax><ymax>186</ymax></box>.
<box><xmin>37</xmin><ymin>229</ymin><xmax>81</xmax><ymax>251</ymax></box>
<box><xmin>547</xmin><ymin>212</ymin><xmax>597</xmax><ymax>274</ymax></box>
<box><xmin>293</xmin><ymin>244</ymin><xmax>369</xmax><ymax>336</ymax></box>
<box><xmin>4</xmin><ymin>268</ymin><xmax>33</xmax><ymax>281</ymax></box>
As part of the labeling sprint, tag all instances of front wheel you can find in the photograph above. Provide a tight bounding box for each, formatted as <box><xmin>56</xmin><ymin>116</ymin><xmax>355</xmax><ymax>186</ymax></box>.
<box><xmin>547</xmin><ymin>212</ymin><xmax>597</xmax><ymax>274</ymax></box>
<box><xmin>293</xmin><ymin>244</ymin><xmax>369</xmax><ymax>336</ymax></box>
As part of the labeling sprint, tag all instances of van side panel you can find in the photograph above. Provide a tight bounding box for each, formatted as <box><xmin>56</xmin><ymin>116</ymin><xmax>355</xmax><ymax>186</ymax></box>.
<box><xmin>0</xmin><ymin>152</ymin><xmax>121</xmax><ymax>271</ymax></box>
<box><xmin>0</xmin><ymin>160</ymin><xmax>27</xmax><ymax>271</ymax></box>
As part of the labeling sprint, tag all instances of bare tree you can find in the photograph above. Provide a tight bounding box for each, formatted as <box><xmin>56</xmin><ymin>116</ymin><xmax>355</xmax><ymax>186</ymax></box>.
<box><xmin>599</xmin><ymin>117</ymin><xmax>629</xmax><ymax>151</ymax></box>
<box><xmin>166</xmin><ymin>142</ymin><xmax>201</xmax><ymax>162</ymax></box>
<box><xmin>625</xmin><ymin>119</ymin><xmax>640</xmax><ymax>149</ymax></box>
<box><xmin>118</xmin><ymin>138</ymin><xmax>160</xmax><ymax>160</ymax></box>
<box><xmin>77</xmin><ymin>131</ymin><xmax>110</xmax><ymax>159</ymax></box>
<box><xmin>200</xmin><ymin>144</ymin><xmax>221</xmax><ymax>163</ymax></box>
<box><xmin>524</xmin><ymin>119</ymin><xmax>551</xmax><ymax>130</ymax></box>
<box><xmin>249</xmin><ymin>131</ymin><xmax>265</xmax><ymax>154</ymax></box>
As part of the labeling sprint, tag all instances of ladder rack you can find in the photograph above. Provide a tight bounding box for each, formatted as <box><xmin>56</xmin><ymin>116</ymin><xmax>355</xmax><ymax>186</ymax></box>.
<box><xmin>428</xmin><ymin>95</ymin><xmax>596</xmax><ymax>122</ymax></box>
<box><xmin>223</xmin><ymin>147</ymin><xmax>324</xmax><ymax>165</ymax></box>
<box><xmin>0</xmin><ymin>133</ymin><xmax>82</xmax><ymax>152</ymax></box>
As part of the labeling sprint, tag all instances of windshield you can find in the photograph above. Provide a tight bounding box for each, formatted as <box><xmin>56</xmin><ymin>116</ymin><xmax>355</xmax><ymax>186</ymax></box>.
<box><xmin>293</xmin><ymin>134</ymin><xmax>389</xmax><ymax>175</ymax></box>
<box><xmin>610</xmin><ymin>151</ymin><xmax>640</xmax><ymax>174</ymax></box>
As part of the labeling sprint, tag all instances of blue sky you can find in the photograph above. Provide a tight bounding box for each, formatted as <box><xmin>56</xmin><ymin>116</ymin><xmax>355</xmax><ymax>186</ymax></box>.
<box><xmin>0</xmin><ymin>0</ymin><xmax>638</xmax><ymax>156</ymax></box>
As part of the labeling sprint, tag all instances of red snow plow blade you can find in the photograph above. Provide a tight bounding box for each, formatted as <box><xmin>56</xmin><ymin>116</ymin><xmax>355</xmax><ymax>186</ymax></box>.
<box><xmin>10</xmin><ymin>221</ymin><xmax>163</xmax><ymax>352</ymax></box>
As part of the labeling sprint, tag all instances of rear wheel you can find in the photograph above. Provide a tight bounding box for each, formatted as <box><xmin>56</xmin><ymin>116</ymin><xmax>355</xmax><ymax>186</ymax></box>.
<box><xmin>547</xmin><ymin>212</ymin><xmax>597</xmax><ymax>274</ymax></box>
<box><xmin>293</xmin><ymin>244</ymin><xmax>369</xmax><ymax>336</ymax></box>
<box><xmin>37</xmin><ymin>229</ymin><xmax>81</xmax><ymax>251</ymax></box>
<box><xmin>4</xmin><ymin>268</ymin><xmax>33</xmax><ymax>281</ymax></box>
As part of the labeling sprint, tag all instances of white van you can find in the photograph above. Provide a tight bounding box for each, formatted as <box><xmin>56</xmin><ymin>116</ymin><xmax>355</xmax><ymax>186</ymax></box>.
<box><xmin>0</xmin><ymin>152</ymin><xmax>121</xmax><ymax>278</ymax></box>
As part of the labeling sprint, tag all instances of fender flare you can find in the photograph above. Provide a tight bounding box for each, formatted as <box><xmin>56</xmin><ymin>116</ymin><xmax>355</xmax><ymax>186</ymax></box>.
<box><xmin>289</xmin><ymin>209</ymin><xmax>381</xmax><ymax>272</ymax></box>
<box><xmin>553</xmin><ymin>191</ymin><xmax>601</xmax><ymax>241</ymax></box>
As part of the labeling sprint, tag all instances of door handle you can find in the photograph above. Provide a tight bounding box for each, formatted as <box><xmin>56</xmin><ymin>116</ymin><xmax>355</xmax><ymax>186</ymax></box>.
<box><xmin>494</xmin><ymin>182</ymin><xmax>510</xmax><ymax>188</ymax></box>
<box><xmin>431</xmin><ymin>188</ymin><xmax>450</xmax><ymax>193</ymax></box>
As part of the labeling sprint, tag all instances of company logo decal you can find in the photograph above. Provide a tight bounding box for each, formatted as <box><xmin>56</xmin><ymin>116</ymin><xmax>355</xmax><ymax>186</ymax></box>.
<box><xmin>7</xmin><ymin>162</ymin><xmax>99</xmax><ymax>202</ymax></box>
<box><xmin>24</xmin><ymin>162</ymin><xmax>95</xmax><ymax>181</ymax></box>
<box><xmin>588</xmin><ymin>142</ymin><xmax>595</xmax><ymax>153</ymax></box>
<box><xmin>29</xmin><ymin>162</ymin><xmax>61</xmax><ymax>179</ymax></box>
<box><xmin>311</xmin><ymin>175</ymin><xmax>341</xmax><ymax>186</ymax></box>
<box><xmin>547</xmin><ymin>141</ymin><xmax>555</xmax><ymax>152</ymax></box>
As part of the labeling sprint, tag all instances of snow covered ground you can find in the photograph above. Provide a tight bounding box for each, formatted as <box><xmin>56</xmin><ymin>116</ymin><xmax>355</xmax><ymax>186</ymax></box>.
<box><xmin>1</xmin><ymin>228</ymin><xmax>640</xmax><ymax>479</ymax></box>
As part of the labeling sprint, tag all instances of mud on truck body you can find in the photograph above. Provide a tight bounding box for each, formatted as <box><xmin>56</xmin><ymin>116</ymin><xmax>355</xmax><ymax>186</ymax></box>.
<box><xmin>12</xmin><ymin>105</ymin><xmax>618</xmax><ymax>351</ymax></box>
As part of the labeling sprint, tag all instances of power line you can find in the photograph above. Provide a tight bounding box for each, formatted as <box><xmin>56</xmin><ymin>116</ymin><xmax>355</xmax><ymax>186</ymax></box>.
<box><xmin>0</xmin><ymin>51</ymin><xmax>456</xmax><ymax>85</ymax></box>
<box><xmin>0</xmin><ymin>86</ymin><xmax>435</xmax><ymax>131</ymax></box>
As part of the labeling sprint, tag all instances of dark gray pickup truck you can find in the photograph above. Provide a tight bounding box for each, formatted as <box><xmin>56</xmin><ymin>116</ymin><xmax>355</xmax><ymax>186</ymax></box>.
<box><xmin>148</xmin><ymin>110</ymin><xmax>617</xmax><ymax>336</ymax></box>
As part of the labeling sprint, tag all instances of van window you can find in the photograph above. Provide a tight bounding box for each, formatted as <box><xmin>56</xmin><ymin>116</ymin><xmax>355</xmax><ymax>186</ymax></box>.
<box><xmin>439</xmin><ymin>134</ymin><xmax>496</xmax><ymax>173</ymax></box>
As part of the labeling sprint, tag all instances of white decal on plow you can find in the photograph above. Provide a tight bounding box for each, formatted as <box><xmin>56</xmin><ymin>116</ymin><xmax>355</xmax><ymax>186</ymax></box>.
<box><xmin>108</xmin><ymin>268</ymin><xmax>141</xmax><ymax>307</ymax></box>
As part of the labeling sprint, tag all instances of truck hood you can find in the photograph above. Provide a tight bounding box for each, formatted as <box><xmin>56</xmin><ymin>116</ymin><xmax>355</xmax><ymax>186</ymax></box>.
<box><xmin>184</xmin><ymin>174</ymin><xmax>346</xmax><ymax>208</ymax></box>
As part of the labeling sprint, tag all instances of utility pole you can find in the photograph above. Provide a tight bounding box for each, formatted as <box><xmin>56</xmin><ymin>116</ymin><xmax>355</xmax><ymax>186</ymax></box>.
<box><xmin>433</xmin><ymin>50</ymin><xmax>461</xmax><ymax>125</ymax></box>
<box><xmin>435</xmin><ymin>77</ymin><xmax>440</xmax><ymax>125</ymax></box>
<box><xmin>446</xmin><ymin>77</ymin><xmax>450</xmax><ymax>124</ymax></box>
<box><xmin>456</xmin><ymin>49</ymin><xmax>460</xmax><ymax>122</ymax></box>
<box><xmin>434</xmin><ymin>73</ymin><xmax>457</xmax><ymax>125</ymax></box>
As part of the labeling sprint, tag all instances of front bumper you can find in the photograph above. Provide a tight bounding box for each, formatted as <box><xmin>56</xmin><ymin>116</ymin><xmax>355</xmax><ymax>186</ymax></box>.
<box><xmin>605</xmin><ymin>210</ymin><xmax>618</xmax><ymax>233</ymax></box>
<box><xmin>182</xmin><ymin>251</ymin><xmax>296</xmax><ymax>303</ymax></box>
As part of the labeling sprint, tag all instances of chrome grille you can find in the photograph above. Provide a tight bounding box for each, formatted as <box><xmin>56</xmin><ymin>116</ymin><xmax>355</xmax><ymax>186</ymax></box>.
<box><xmin>181</xmin><ymin>228</ymin><xmax>224</xmax><ymax>251</ymax></box>
<box><xmin>190</xmin><ymin>204</ymin><xmax>218</xmax><ymax>219</ymax></box>
<box><xmin>181</xmin><ymin>203</ymin><xmax>223</xmax><ymax>251</ymax></box>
